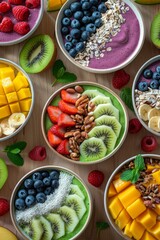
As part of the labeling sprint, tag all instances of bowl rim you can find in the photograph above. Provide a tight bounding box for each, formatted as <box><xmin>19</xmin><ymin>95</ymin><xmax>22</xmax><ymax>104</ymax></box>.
<box><xmin>10</xmin><ymin>165</ymin><xmax>93</xmax><ymax>240</ymax></box>
<box><xmin>132</xmin><ymin>55</ymin><xmax>160</xmax><ymax>137</ymax></box>
<box><xmin>55</xmin><ymin>0</ymin><xmax>145</xmax><ymax>74</ymax></box>
<box><xmin>104</xmin><ymin>153</ymin><xmax>160</xmax><ymax>240</ymax></box>
<box><xmin>0</xmin><ymin>58</ymin><xmax>34</xmax><ymax>142</ymax></box>
<box><xmin>41</xmin><ymin>81</ymin><xmax>129</xmax><ymax>165</ymax></box>
<box><xmin>0</xmin><ymin>0</ymin><xmax>44</xmax><ymax>46</ymax></box>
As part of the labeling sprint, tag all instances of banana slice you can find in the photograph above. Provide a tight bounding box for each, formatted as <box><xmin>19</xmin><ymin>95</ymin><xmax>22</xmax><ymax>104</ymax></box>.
<box><xmin>148</xmin><ymin>108</ymin><xmax>160</xmax><ymax>120</ymax></box>
<box><xmin>148</xmin><ymin>116</ymin><xmax>160</xmax><ymax>132</ymax></box>
<box><xmin>8</xmin><ymin>113</ymin><xmax>26</xmax><ymax>128</ymax></box>
<box><xmin>0</xmin><ymin>125</ymin><xmax>3</xmax><ymax>137</ymax></box>
<box><xmin>138</xmin><ymin>104</ymin><xmax>152</xmax><ymax>121</ymax></box>
<box><xmin>0</xmin><ymin>118</ymin><xmax>16</xmax><ymax>136</ymax></box>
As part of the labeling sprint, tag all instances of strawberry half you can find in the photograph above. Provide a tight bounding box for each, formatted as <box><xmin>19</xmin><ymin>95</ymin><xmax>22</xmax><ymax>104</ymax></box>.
<box><xmin>61</xmin><ymin>89</ymin><xmax>79</xmax><ymax>104</ymax></box>
<box><xmin>25</xmin><ymin>0</ymin><xmax>40</xmax><ymax>8</ymax></box>
<box><xmin>47</xmin><ymin>129</ymin><xmax>62</xmax><ymax>147</ymax></box>
<box><xmin>58</xmin><ymin>100</ymin><xmax>78</xmax><ymax>115</ymax></box>
<box><xmin>58</xmin><ymin>113</ymin><xmax>75</xmax><ymax>127</ymax></box>
<box><xmin>12</xmin><ymin>6</ymin><xmax>30</xmax><ymax>21</ymax></box>
<box><xmin>50</xmin><ymin>125</ymin><xmax>65</xmax><ymax>139</ymax></box>
<box><xmin>56</xmin><ymin>139</ymin><xmax>70</xmax><ymax>155</ymax></box>
<box><xmin>47</xmin><ymin>106</ymin><xmax>62</xmax><ymax>123</ymax></box>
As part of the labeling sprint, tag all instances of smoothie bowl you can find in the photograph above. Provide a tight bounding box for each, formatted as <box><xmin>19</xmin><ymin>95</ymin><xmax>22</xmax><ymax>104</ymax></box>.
<box><xmin>0</xmin><ymin>0</ymin><xmax>44</xmax><ymax>46</ymax></box>
<box><xmin>104</xmin><ymin>154</ymin><xmax>160</xmax><ymax>240</ymax></box>
<box><xmin>55</xmin><ymin>0</ymin><xmax>145</xmax><ymax>73</ymax></box>
<box><xmin>0</xmin><ymin>58</ymin><xmax>34</xmax><ymax>142</ymax></box>
<box><xmin>10</xmin><ymin>166</ymin><xmax>92</xmax><ymax>240</ymax></box>
<box><xmin>132</xmin><ymin>55</ymin><xmax>160</xmax><ymax>136</ymax></box>
<box><xmin>41</xmin><ymin>82</ymin><xmax>128</xmax><ymax>164</ymax></box>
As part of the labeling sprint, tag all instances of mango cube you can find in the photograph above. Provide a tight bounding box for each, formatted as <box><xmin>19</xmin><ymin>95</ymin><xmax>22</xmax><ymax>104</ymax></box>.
<box><xmin>124</xmin><ymin>221</ymin><xmax>133</xmax><ymax>238</ymax></box>
<box><xmin>108</xmin><ymin>197</ymin><xmax>123</xmax><ymax>219</ymax></box>
<box><xmin>6</xmin><ymin>92</ymin><xmax>18</xmax><ymax>103</ymax></box>
<box><xmin>141</xmin><ymin>231</ymin><xmax>156</xmax><ymax>240</ymax></box>
<box><xmin>20</xmin><ymin>99</ymin><xmax>31</xmax><ymax>112</ymax></box>
<box><xmin>1</xmin><ymin>77</ymin><xmax>15</xmax><ymax>94</ymax></box>
<box><xmin>149</xmin><ymin>222</ymin><xmax>160</xmax><ymax>240</ymax></box>
<box><xmin>154</xmin><ymin>204</ymin><xmax>160</xmax><ymax>215</ymax></box>
<box><xmin>0</xmin><ymin>105</ymin><xmax>11</xmax><ymax>119</ymax></box>
<box><xmin>9</xmin><ymin>102</ymin><xmax>21</xmax><ymax>113</ymax></box>
<box><xmin>0</xmin><ymin>67</ymin><xmax>15</xmax><ymax>80</ymax></box>
<box><xmin>147</xmin><ymin>164</ymin><xmax>160</xmax><ymax>172</ymax></box>
<box><xmin>126</xmin><ymin>198</ymin><xmax>146</xmax><ymax>219</ymax></box>
<box><xmin>13</xmin><ymin>76</ymin><xmax>29</xmax><ymax>91</ymax></box>
<box><xmin>115</xmin><ymin>209</ymin><xmax>131</xmax><ymax>230</ymax></box>
<box><xmin>0</xmin><ymin>82</ymin><xmax>4</xmax><ymax>95</ymax></box>
<box><xmin>113</xmin><ymin>178</ymin><xmax>131</xmax><ymax>193</ymax></box>
<box><xmin>0</xmin><ymin>95</ymin><xmax>7</xmax><ymax>106</ymax></box>
<box><xmin>130</xmin><ymin>220</ymin><xmax>145</xmax><ymax>240</ymax></box>
<box><xmin>118</xmin><ymin>185</ymin><xmax>141</xmax><ymax>208</ymax></box>
<box><xmin>16</xmin><ymin>71</ymin><xmax>23</xmax><ymax>77</ymax></box>
<box><xmin>108</xmin><ymin>183</ymin><xmax>117</xmax><ymax>197</ymax></box>
<box><xmin>0</xmin><ymin>63</ymin><xmax>8</xmax><ymax>68</ymax></box>
<box><xmin>152</xmin><ymin>170</ymin><xmax>160</xmax><ymax>184</ymax></box>
<box><xmin>17</xmin><ymin>88</ymin><xmax>31</xmax><ymax>100</ymax></box>
<box><xmin>136</xmin><ymin>209</ymin><xmax>157</xmax><ymax>229</ymax></box>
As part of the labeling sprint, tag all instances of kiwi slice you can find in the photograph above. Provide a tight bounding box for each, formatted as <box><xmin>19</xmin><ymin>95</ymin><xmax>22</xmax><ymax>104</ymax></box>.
<box><xmin>82</xmin><ymin>90</ymin><xmax>105</xmax><ymax>99</ymax></box>
<box><xmin>94</xmin><ymin>103</ymin><xmax>119</xmax><ymax>120</ymax></box>
<box><xmin>40</xmin><ymin>216</ymin><xmax>53</xmax><ymax>240</ymax></box>
<box><xmin>80</xmin><ymin>137</ymin><xmax>107</xmax><ymax>161</ymax></box>
<box><xmin>65</xmin><ymin>194</ymin><xmax>86</xmax><ymax>220</ymax></box>
<box><xmin>150</xmin><ymin>12</ymin><xmax>160</xmax><ymax>48</ymax></box>
<box><xmin>19</xmin><ymin>34</ymin><xmax>56</xmax><ymax>73</ymax></box>
<box><xmin>0</xmin><ymin>158</ymin><xmax>8</xmax><ymax>190</ymax></box>
<box><xmin>31</xmin><ymin>218</ymin><xmax>44</xmax><ymax>240</ymax></box>
<box><xmin>88</xmin><ymin>125</ymin><xmax>117</xmax><ymax>151</ymax></box>
<box><xmin>70</xmin><ymin>184</ymin><xmax>85</xmax><ymax>200</ymax></box>
<box><xmin>95</xmin><ymin>115</ymin><xmax>121</xmax><ymax>137</ymax></box>
<box><xmin>90</xmin><ymin>95</ymin><xmax>112</xmax><ymax>106</ymax></box>
<box><xmin>46</xmin><ymin>213</ymin><xmax>65</xmax><ymax>239</ymax></box>
<box><xmin>59</xmin><ymin>206</ymin><xmax>79</xmax><ymax>233</ymax></box>
<box><xmin>22</xmin><ymin>225</ymin><xmax>32</xmax><ymax>238</ymax></box>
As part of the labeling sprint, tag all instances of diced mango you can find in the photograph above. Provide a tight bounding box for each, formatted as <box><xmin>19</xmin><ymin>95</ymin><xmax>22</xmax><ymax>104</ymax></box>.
<box><xmin>113</xmin><ymin>173</ymin><xmax>121</xmax><ymax>180</ymax></box>
<box><xmin>0</xmin><ymin>67</ymin><xmax>15</xmax><ymax>80</ymax></box>
<box><xmin>108</xmin><ymin>183</ymin><xmax>117</xmax><ymax>197</ymax></box>
<box><xmin>141</xmin><ymin>231</ymin><xmax>156</xmax><ymax>240</ymax></box>
<box><xmin>152</xmin><ymin>170</ymin><xmax>160</xmax><ymax>184</ymax></box>
<box><xmin>147</xmin><ymin>164</ymin><xmax>160</xmax><ymax>172</ymax></box>
<box><xmin>0</xmin><ymin>82</ymin><xmax>4</xmax><ymax>95</ymax></box>
<box><xmin>124</xmin><ymin>221</ymin><xmax>133</xmax><ymax>238</ymax></box>
<box><xmin>115</xmin><ymin>209</ymin><xmax>131</xmax><ymax>230</ymax></box>
<box><xmin>0</xmin><ymin>105</ymin><xmax>11</xmax><ymax>119</ymax></box>
<box><xmin>1</xmin><ymin>77</ymin><xmax>15</xmax><ymax>94</ymax></box>
<box><xmin>130</xmin><ymin>220</ymin><xmax>145</xmax><ymax>240</ymax></box>
<box><xmin>0</xmin><ymin>63</ymin><xmax>8</xmax><ymax>68</ymax></box>
<box><xmin>126</xmin><ymin>198</ymin><xmax>146</xmax><ymax>219</ymax></box>
<box><xmin>17</xmin><ymin>88</ymin><xmax>31</xmax><ymax>100</ymax></box>
<box><xmin>0</xmin><ymin>95</ymin><xmax>7</xmax><ymax>106</ymax></box>
<box><xmin>113</xmin><ymin>178</ymin><xmax>131</xmax><ymax>193</ymax></box>
<box><xmin>6</xmin><ymin>92</ymin><xmax>18</xmax><ymax>103</ymax></box>
<box><xmin>9</xmin><ymin>102</ymin><xmax>21</xmax><ymax>113</ymax></box>
<box><xmin>20</xmin><ymin>98</ymin><xmax>31</xmax><ymax>112</ymax></box>
<box><xmin>149</xmin><ymin>222</ymin><xmax>160</xmax><ymax>240</ymax></box>
<box><xmin>154</xmin><ymin>204</ymin><xmax>160</xmax><ymax>215</ymax></box>
<box><xmin>48</xmin><ymin>0</ymin><xmax>62</xmax><ymax>11</ymax></box>
<box><xmin>108</xmin><ymin>197</ymin><xmax>123</xmax><ymax>219</ymax></box>
<box><xmin>118</xmin><ymin>185</ymin><xmax>141</xmax><ymax>208</ymax></box>
<box><xmin>136</xmin><ymin>209</ymin><xmax>157</xmax><ymax>229</ymax></box>
<box><xmin>13</xmin><ymin>76</ymin><xmax>29</xmax><ymax>91</ymax></box>
<box><xmin>16</xmin><ymin>71</ymin><xmax>23</xmax><ymax>77</ymax></box>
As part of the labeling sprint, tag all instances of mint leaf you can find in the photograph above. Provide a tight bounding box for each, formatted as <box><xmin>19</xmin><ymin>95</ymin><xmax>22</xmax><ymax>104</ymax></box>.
<box><xmin>120</xmin><ymin>87</ymin><xmax>134</xmax><ymax>111</ymax></box>
<box><xmin>56</xmin><ymin>67</ymin><xmax>66</xmax><ymax>79</ymax></box>
<box><xmin>57</xmin><ymin>72</ymin><xmax>77</xmax><ymax>83</ymax></box>
<box><xmin>10</xmin><ymin>148</ymin><xmax>21</xmax><ymax>154</ymax></box>
<box><xmin>4</xmin><ymin>141</ymin><xmax>27</xmax><ymax>152</ymax></box>
<box><xmin>134</xmin><ymin>154</ymin><xmax>145</xmax><ymax>171</ymax></box>
<box><xmin>52</xmin><ymin>60</ymin><xmax>66</xmax><ymax>78</ymax></box>
<box><xmin>7</xmin><ymin>152</ymin><xmax>24</xmax><ymax>166</ymax></box>
<box><xmin>131</xmin><ymin>169</ymin><xmax>140</xmax><ymax>183</ymax></box>
<box><xmin>96</xmin><ymin>222</ymin><xmax>109</xmax><ymax>230</ymax></box>
<box><xmin>120</xmin><ymin>169</ymin><xmax>133</xmax><ymax>181</ymax></box>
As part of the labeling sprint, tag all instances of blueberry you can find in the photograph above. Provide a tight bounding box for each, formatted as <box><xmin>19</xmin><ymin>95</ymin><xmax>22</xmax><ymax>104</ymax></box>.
<box><xmin>50</xmin><ymin>170</ymin><xmax>60</xmax><ymax>180</ymax></box>
<box><xmin>70</xmin><ymin>2</ymin><xmax>81</xmax><ymax>12</ymax></box>
<box><xmin>82</xmin><ymin>2</ymin><xmax>91</xmax><ymax>10</ymax></box>
<box><xmin>36</xmin><ymin>193</ymin><xmax>47</xmax><ymax>203</ymax></box>
<box><xmin>83</xmin><ymin>10</ymin><xmax>92</xmax><ymax>16</ymax></box>
<box><xmin>36</xmin><ymin>187</ymin><xmax>44</xmax><ymax>193</ymax></box>
<box><xmin>65</xmin><ymin>34</ymin><xmax>72</xmax><ymax>42</ymax></box>
<box><xmin>28</xmin><ymin>189</ymin><xmax>36</xmax><ymax>196</ymax></box>
<box><xmin>18</xmin><ymin>189</ymin><xmax>27</xmax><ymax>199</ymax></box>
<box><xmin>91</xmin><ymin>6</ymin><xmax>97</xmax><ymax>12</ymax></box>
<box><xmin>43</xmin><ymin>177</ymin><xmax>51</xmax><ymax>186</ymax></box>
<box><xmin>156</xmin><ymin>66</ymin><xmax>160</xmax><ymax>73</ymax></box>
<box><xmin>80</xmin><ymin>0</ymin><xmax>88</xmax><ymax>3</ymax></box>
<box><xmin>82</xmin><ymin>16</ymin><xmax>91</xmax><ymax>24</ymax></box>
<box><xmin>153</xmin><ymin>72</ymin><xmax>160</xmax><ymax>80</ymax></box>
<box><xmin>24</xmin><ymin>178</ymin><xmax>33</xmax><ymax>189</ymax></box>
<box><xmin>34</xmin><ymin>180</ymin><xmax>43</xmax><ymax>189</ymax></box>
<box><xmin>76</xmin><ymin>42</ymin><xmax>85</xmax><ymax>52</ymax></box>
<box><xmin>71</xmin><ymin>19</ymin><xmax>81</xmax><ymax>28</ymax></box>
<box><xmin>44</xmin><ymin>187</ymin><xmax>52</xmax><ymax>196</ymax></box>
<box><xmin>143</xmin><ymin>69</ymin><xmax>153</xmax><ymax>79</ymax></box>
<box><xmin>72</xmin><ymin>39</ymin><xmax>78</xmax><ymax>46</ymax></box>
<box><xmin>15</xmin><ymin>198</ymin><xmax>26</xmax><ymax>210</ymax></box>
<box><xmin>92</xmin><ymin>11</ymin><xmax>101</xmax><ymax>20</ymax></box>
<box><xmin>138</xmin><ymin>81</ymin><xmax>148</xmax><ymax>91</ymax></box>
<box><xmin>65</xmin><ymin>42</ymin><xmax>73</xmax><ymax>51</ymax></box>
<box><xmin>150</xmin><ymin>80</ymin><xmax>159</xmax><ymax>89</ymax></box>
<box><xmin>98</xmin><ymin>3</ymin><xmax>107</xmax><ymax>13</ymax></box>
<box><xmin>89</xmin><ymin>0</ymin><xmax>98</xmax><ymax>5</ymax></box>
<box><xmin>70</xmin><ymin>29</ymin><xmax>81</xmax><ymax>39</ymax></box>
<box><xmin>32</xmin><ymin>172</ymin><xmax>42</xmax><ymax>181</ymax></box>
<box><xmin>25</xmin><ymin>195</ymin><xmax>35</xmax><ymax>207</ymax></box>
<box><xmin>64</xmin><ymin>8</ymin><xmax>72</xmax><ymax>17</ymax></box>
<box><xmin>61</xmin><ymin>26</ymin><xmax>69</xmax><ymax>36</ymax></box>
<box><xmin>74</xmin><ymin>11</ymin><xmax>83</xmax><ymax>20</ymax></box>
<box><xmin>41</xmin><ymin>171</ymin><xmax>49</xmax><ymax>178</ymax></box>
<box><xmin>69</xmin><ymin>48</ymin><xmax>77</xmax><ymax>58</ymax></box>
<box><xmin>62</xmin><ymin>17</ymin><xmax>71</xmax><ymax>26</ymax></box>
<box><xmin>51</xmin><ymin>180</ymin><xmax>59</xmax><ymax>189</ymax></box>
<box><xmin>81</xmin><ymin>31</ymin><xmax>90</xmax><ymax>41</ymax></box>
<box><xmin>95</xmin><ymin>18</ymin><xmax>103</xmax><ymax>28</ymax></box>
<box><xmin>86</xmin><ymin>23</ymin><xmax>96</xmax><ymax>33</ymax></box>
<box><xmin>81</xmin><ymin>26</ymin><xmax>86</xmax><ymax>32</ymax></box>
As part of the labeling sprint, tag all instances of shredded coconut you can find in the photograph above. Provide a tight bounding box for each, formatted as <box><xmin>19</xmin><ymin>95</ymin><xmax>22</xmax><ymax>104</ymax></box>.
<box><xmin>16</xmin><ymin>172</ymin><xmax>73</xmax><ymax>223</ymax></box>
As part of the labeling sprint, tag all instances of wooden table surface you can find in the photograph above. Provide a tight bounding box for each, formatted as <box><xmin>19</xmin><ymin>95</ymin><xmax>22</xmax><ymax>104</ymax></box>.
<box><xmin>0</xmin><ymin>1</ymin><xmax>160</xmax><ymax>240</ymax></box>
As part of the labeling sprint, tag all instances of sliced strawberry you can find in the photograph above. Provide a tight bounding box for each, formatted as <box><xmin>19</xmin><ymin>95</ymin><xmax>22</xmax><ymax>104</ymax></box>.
<box><xmin>56</xmin><ymin>139</ymin><xmax>70</xmax><ymax>155</ymax></box>
<box><xmin>58</xmin><ymin>100</ymin><xmax>78</xmax><ymax>115</ymax></box>
<box><xmin>47</xmin><ymin>106</ymin><xmax>62</xmax><ymax>123</ymax></box>
<box><xmin>47</xmin><ymin>130</ymin><xmax>62</xmax><ymax>147</ymax></box>
<box><xmin>58</xmin><ymin>113</ymin><xmax>75</xmax><ymax>127</ymax></box>
<box><xmin>50</xmin><ymin>124</ymin><xmax>65</xmax><ymax>139</ymax></box>
<box><xmin>61</xmin><ymin>89</ymin><xmax>79</xmax><ymax>104</ymax></box>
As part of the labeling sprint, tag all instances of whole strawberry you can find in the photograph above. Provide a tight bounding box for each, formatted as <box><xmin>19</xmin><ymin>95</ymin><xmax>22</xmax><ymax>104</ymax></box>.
<box><xmin>112</xmin><ymin>69</ymin><xmax>130</xmax><ymax>89</ymax></box>
<box><xmin>0</xmin><ymin>17</ymin><xmax>13</xmax><ymax>33</ymax></box>
<box><xmin>88</xmin><ymin>170</ymin><xmax>104</xmax><ymax>187</ymax></box>
<box><xmin>29</xmin><ymin>146</ymin><xmax>47</xmax><ymax>161</ymax></box>
<box><xmin>0</xmin><ymin>198</ymin><xmax>9</xmax><ymax>216</ymax></box>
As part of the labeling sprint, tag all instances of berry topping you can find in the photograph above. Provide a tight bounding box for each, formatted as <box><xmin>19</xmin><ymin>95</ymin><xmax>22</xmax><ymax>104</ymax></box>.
<box><xmin>88</xmin><ymin>170</ymin><xmax>104</xmax><ymax>187</ymax></box>
<box><xmin>56</xmin><ymin>139</ymin><xmax>70</xmax><ymax>155</ymax></box>
<box><xmin>58</xmin><ymin>113</ymin><xmax>76</xmax><ymax>127</ymax></box>
<box><xmin>0</xmin><ymin>198</ymin><xmax>9</xmax><ymax>216</ymax></box>
<box><xmin>12</xmin><ymin>6</ymin><xmax>30</xmax><ymax>21</ymax></box>
<box><xmin>61</xmin><ymin>89</ymin><xmax>79</xmax><ymax>104</ymax></box>
<box><xmin>0</xmin><ymin>17</ymin><xmax>13</xmax><ymax>33</ymax></box>
<box><xmin>138</xmin><ymin>81</ymin><xmax>149</xmax><ymax>91</ymax></box>
<box><xmin>143</xmin><ymin>69</ymin><xmax>153</xmax><ymax>79</ymax></box>
<box><xmin>150</xmin><ymin>79</ymin><xmax>159</xmax><ymax>89</ymax></box>
<box><xmin>13</xmin><ymin>21</ymin><xmax>30</xmax><ymax>35</ymax></box>
<box><xmin>0</xmin><ymin>14</ymin><xmax>3</xmax><ymax>22</ymax></box>
<box><xmin>47</xmin><ymin>129</ymin><xmax>62</xmax><ymax>147</ymax></box>
<box><xmin>0</xmin><ymin>1</ymin><xmax>11</xmax><ymax>13</ymax></box>
<box><xmin>29</xmin><ymin>146</ymin><xmax>47</xmax><ymax>161</ymax></box>
<box><xmin>58</xmin><ymin>100</ymin><xmax>78</xmax><ymax>115</ymax></box>
<box><xmin>50</xmin><ymin>125</ymin><xmax>65</xmax><ymax>139</ymax></box>
<box><xmin>47</xmin><ymin>106</ymin><xmax>62</xmax><ymax>123</ymax></box>
<box><xmin>9</xmin><ymin>0</ymin><xmax>23</xmax><ymax>4</ymax></box>
<box><xmin>25</xmin><ymin>0</ymin><xmax>40</xmax><ymax>8</ymax></box>
<box><xmin>128</xmin><ymin>118</ymin><xmax>142</xmax><ymax>134</ymax></box>
<box><xmin>112</xmin><ymin>69</ymin><xmax>130</xmax><ymax>89</ymax></box>
<box><xmin>141</xmin><ymin>136</ymin><xmax>158</xmax><ymax>152</ymax></box>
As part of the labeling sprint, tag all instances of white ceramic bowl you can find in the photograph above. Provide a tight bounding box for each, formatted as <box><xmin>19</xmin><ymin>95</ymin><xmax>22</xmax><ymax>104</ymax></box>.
<box><xmin>0</xmin><ymin>58</ymin><xmax>34</xmax><ymax>142</ymax></box>
<box><xmin>55</xmin><ymin>0</ymin><xmax>145</xmax><ymax>73</ymax></box>
<box><xmin>0</xmin><ymin>0</ymin><xmax>44</xmax><ymax>46</ymax></box>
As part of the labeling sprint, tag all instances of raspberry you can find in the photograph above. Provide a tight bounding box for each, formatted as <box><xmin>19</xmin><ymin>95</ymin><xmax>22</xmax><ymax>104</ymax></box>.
<box><xmin>13</xmin><ymin>21</ymin><xmax>30</xmax><ymax>35</ymax></box>
<box><xmin>88</xmin><ymin>170</ymin><xmax>104</xmax><ymax>187</ymax></box>
<box><xmin>141</xmin><ymin>136</ymin><xmax>158</xmax><ymax>152</ymax></box>
<box><xmin>128</xmin><ymin>118</ymin><xmax>142</xmax><ymax>134</ymax></box>
<box><xmin>25</xmin><ymin>0</ymin><xmax>40</xmax><ymax>8</ymax></box>
<box><xmin>112</xmin><ymin>69</ymin><xmax>130</xmax><ymax>89</ymax></box>
<box><xmin>0</xmin><ymin>14</ymin><xmax>3</xmax><ymax>22</ymax></box>
<box><xmin>29</xmin><ymin>146</ymin><xmax>47</xmax><ymax>161</ymax></box>
<box><xmin>0</xmin><ymin>17</ymin><xmax>13</xmax><ymax>33</ymax></box>
<box><xmin>9</xmin><ymin>0</ymin><xmax>23</xmax><ymax>4</ymax></box>
<box><xmin>0</xmin><ymin>198</ymin><xmax>9</xmax><ymax>216</ymax></box>
<box><xmin>0</xmin><ymin>1</ymin><xmax>11</xmax><ymax>13</ymax></box>
<box><xmin>12</xmin><ymin>6</ymin><xmax>30</xmax><ymax>21</ymax></box>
